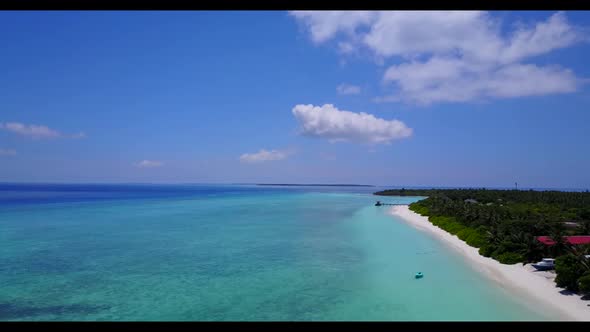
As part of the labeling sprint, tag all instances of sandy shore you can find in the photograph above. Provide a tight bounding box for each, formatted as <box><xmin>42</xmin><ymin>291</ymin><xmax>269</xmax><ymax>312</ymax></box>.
<box><xmin>389</xmin><ymin>205</ymin><xmax>590</xmax><ymax>321</ymax></box>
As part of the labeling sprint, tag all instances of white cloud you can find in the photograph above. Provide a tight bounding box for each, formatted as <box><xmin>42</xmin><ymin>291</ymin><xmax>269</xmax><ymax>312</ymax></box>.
<box><xmin>0</xmin><ymin>148</ymin><xmax>16</xmax><ymax>156</ymax></box>
<box><xmin>0</xmin><ymin>122</ymin><xmax>61</xmax><ymax>139</ymax></box>
<box><xmin>363</xmin><ymin>11</ymin><xmax>499</xmax><ymax>60</ymax></box>
<box><xmin>500</xmin><ymin>12</ymin><xmax>584</xmax><ymax>64</ymax></box>
<box><xmin>0</xmin><ymin>122</ymin><xmax>87</xmax><ymax>139</ymax></box>
<box><xmin>291</xmin><ymin>11</ymin><xmax>586</xmax><ymax>104</ymax></box>
<box><xmin>336</xmin><ymin>83</ymin><xmax>361</xmax><ymax>95</ymax></box>
<box><xmin>292</xmin><ymin>104</ymin><xmax>412</xmax><ymax>144</ymax></box>
<box><xmin>289</xmin><ymin>11</ymin><xmax>375</xmax><ymax>44</ymax></box>
<box><xmin>135</xmin><ymin>160</ymin><xmax>163</xmax><ymax>168</ymax></box>
<box><xmin>239</xmin><ymin>149</ymin><xmax>290</xmax><ymax>163</ymax></box>
<box><xmin>382</xmin><ymin>57</ymin><xmax>577</xmax><ymax>104</ymax></box>
<box><xmin>338</xmin><ymin>42</ymin><xmax>355</xmax><ymax>54</ymax></box>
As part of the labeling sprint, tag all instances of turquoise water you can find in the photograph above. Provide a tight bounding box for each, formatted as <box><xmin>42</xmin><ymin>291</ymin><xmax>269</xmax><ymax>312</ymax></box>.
<box><xmin>0</xmin><ymin>185</ymin><xmax>557</xmax><ymax>320</ymax></box>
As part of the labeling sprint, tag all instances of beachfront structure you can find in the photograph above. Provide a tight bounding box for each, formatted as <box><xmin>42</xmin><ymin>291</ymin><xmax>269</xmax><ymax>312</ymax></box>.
<box><xmin>563</xmin><ymin>222</ymin><xmax>580</xmax><ymax>229</ymax></box>
<box><xmin>536</xmin><ymin>236</ymin><xmax>590</xmax><ymax>246</ymax></box>
<box><xmin>532</xmin><ymin>258</ymin><xmax>555</xmax><ymax>271</ymax></box>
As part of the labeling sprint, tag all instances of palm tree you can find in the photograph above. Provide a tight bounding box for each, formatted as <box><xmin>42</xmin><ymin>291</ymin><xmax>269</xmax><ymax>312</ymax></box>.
<box><xmin>549</xmin><ymin>224</ymin><xmax>568</xmax><ymax>257</ymax></box>
<box><xmin>513</xmin><ymin>232</ymin><xmax>546</xmax><ymax>263</ymax></box>
<box><xmin>486</xmin><ymin>223</ymin><xmax>503</xmax><ymax>246</ymax></box>
<box><xmin>578</xmin><ymin>220</ymin><xmax>590</xmax><ymax>235</ymax></box>
<box><xmin>565</xmin><ymin>244</ymin><xmax>590</xmax><ymax>272</ymax></box>
<box><xmin>532</xmin><ymin>220</ymin><xmax>550</xmax><ymax>237</ymax></box>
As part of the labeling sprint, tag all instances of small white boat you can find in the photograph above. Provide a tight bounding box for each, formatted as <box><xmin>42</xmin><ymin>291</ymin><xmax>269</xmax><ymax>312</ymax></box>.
<box><xmin>531</xmin><ymin>258</ymin><xmax>555</xmax><ymax>271</ymax></box>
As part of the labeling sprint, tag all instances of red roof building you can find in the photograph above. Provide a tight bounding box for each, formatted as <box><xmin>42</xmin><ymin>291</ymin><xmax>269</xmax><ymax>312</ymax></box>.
<box><xmin>537</xmin><ymin>236</ymin><xmax>590</xmax><ymax>246</ymax></box>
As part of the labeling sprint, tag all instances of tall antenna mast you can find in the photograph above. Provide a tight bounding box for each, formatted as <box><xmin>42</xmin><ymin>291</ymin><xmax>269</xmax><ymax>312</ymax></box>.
<box><xmin>515</xmin><ymin>182</ymin><xmax>518</xmax><ymax>190</ymax></box>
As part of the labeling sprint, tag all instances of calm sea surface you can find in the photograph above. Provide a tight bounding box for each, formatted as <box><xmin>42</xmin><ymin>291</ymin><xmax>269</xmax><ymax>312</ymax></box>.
<box><xmin>0</xmin><ymin>184</ymin><xmax>558</xmax><ymax>320</ymax></box>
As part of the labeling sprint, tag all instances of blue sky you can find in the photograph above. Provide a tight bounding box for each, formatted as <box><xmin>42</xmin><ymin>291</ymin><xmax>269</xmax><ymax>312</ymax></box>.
<box><xmin>1</xmin><ymin>11</ymin><xmax>590</xmax><ymax>188</ymax></box>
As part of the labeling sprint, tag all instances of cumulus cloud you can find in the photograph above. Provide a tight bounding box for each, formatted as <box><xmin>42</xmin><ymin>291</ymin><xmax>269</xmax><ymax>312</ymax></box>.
<box><xmin>290</xmin><ymin>11</ymin><xmax>586</xmax><ymax>104</ymax></box>
<box><xmin>338</xmin><ymin>42</ymin><xmax>355</xmax><ymax>54</ymax></box>
<box><xmin>239</xmin><ymin>149</ymin><xmax>291</xmax><ymax>163</ymax></box>
<box><xmin>290</xmin><ymin>11</ymin><xmax>375</xmax><ymax>44</ymax></box>
<box><xmin>382</xmin><ymin>57</ymin><xmax>577</xmax><ymax>104</ymax></box>
<box><xmin>500</xmin><ymin>12</ymin><xmax>583</xmax><ymax>63</ymax></box>
<box><xmin>336</xmin><ymin>83</ymin><xmax>361</xmax><ymax>95</ymax></box>
<box><xmin>135</xmin><ymin>160</ymin><xmax>163</xmax><ymax>168</ymax></box>
<box><xmin>0</xmin><ymin>122</ymin><xmax>87</xmax><ymax>139</ymax></box>
<box><xmin>292</xmin><ymin>104</ymin><xmax>412</xmax><ymax>144</ymax></box>
<box><xmin>0</xmin><ymin>148</ymin><xmax>16</xmax><ymax>156</ymax></box>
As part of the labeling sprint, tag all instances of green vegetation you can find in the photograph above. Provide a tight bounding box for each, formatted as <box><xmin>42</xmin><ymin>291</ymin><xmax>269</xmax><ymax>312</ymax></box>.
<box><xmin>375</xmin><ymin>188</ymin><xmax>590</xmax><ymax>294</ymax></box>
<box><xmin>411</xmin><ymin>207</ymin><xmax>488</xmax><ymax>250</ymax></box>
<box><xmin>555</xmin><ymin>255</ymin><xmax>586</xmax><ymax>292</ymax></box>
<box><xmin>578</xmin><ymin>274</ymin><xmax>590</xmax><ymax>294</ymax></box>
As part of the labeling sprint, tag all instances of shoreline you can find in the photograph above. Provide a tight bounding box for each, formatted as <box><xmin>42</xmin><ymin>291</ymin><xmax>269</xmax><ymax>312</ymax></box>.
<box><xmin>388</xmin><ymin>204</ymin><xmax>590</xmax><ymax>321</ymax></box>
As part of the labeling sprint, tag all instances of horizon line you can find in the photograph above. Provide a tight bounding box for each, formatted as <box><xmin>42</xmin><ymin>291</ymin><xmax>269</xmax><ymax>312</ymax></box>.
<box><xmin>0</xmin><ymin>181</ymin><xmax>587</xmax><ymax>191</ymax></box>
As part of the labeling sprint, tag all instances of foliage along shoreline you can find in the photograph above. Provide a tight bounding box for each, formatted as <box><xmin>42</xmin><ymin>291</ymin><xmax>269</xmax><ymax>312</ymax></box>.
<box><xmin>374</xmin><ymin>188</ymin><xmax>590</xmax><ymax>295</ymax></box>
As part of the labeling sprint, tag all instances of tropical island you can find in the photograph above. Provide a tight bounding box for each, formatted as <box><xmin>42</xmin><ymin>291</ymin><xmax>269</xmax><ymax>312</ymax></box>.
<box><xmin>374</xmin><ymin>188</ymin><xmax>590</xmax><ymax>303</ymax></box>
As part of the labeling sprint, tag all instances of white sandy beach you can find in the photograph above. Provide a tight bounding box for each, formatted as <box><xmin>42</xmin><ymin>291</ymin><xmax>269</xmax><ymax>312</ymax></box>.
<box><xmin>389</xmin><ymin>205</ymin><xmax>590</xmax><ymax>321</ymax></box>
